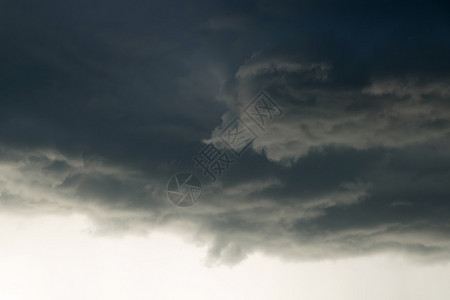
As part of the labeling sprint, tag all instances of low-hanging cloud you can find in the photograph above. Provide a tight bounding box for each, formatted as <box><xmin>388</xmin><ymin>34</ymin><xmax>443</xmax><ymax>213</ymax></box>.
<box><xmin>1</xmin><ymin>0</ymin><xmax>450</xmax><ymax>266</ymax></box>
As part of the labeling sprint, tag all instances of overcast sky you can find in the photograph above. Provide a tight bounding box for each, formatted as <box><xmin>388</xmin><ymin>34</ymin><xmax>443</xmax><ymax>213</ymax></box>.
<box><xmin>1</xmin><ymin>0</ymin><xmax>450</xmax><ymax>299</ymax></box>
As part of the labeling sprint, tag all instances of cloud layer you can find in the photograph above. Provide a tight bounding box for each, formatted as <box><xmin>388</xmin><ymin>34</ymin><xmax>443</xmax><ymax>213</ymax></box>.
<box><xmin>1</xmin><ymin>0</ymin><xmax>450</xmax><ymax>265</ymax></box>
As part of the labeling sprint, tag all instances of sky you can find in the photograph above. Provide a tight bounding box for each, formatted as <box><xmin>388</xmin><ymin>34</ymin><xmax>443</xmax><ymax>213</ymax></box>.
<box><xmin>1</xmin><ymin>0</ymin><xmax>450</xmax><ymax>299</ymax></box>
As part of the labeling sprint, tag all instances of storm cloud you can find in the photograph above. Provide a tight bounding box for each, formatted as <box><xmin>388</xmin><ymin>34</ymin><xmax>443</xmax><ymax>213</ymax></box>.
<box><xmin>1</xmin><ymin>0</ymin><xmax>450</xmax><ymax>265</ymax></box>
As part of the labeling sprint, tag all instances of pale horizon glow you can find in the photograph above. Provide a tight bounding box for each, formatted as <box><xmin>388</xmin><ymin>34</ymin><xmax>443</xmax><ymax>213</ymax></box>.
<box><xmin>0</xmin><ymin>213</ymin><xmax>448</xmax><ymax>300</ymax></box>
<box><xmin>2</xmin><ymin>1</ymin><xmax>450</xmax><ymax>298</ymax></box>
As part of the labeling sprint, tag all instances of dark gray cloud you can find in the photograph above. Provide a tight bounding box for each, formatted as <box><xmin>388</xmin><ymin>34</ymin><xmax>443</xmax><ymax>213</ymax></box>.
<box><xmin>1</xmin><ymin>0</ymin><xmax>450</xmax><ymax>265</ymax></box>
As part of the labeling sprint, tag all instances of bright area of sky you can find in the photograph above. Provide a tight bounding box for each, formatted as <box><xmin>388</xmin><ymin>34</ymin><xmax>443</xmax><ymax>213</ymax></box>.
<box><xmin>0</xmin><ymin>213</ymin><xmax>448</xmax><ymax>300</ymax></box>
